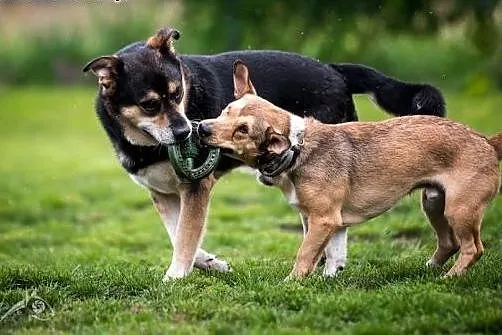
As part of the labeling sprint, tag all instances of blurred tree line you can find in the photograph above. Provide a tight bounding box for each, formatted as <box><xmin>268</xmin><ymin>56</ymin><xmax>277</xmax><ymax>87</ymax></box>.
<box><xmin>0</xmin><ymin>0</ymin><xmax>501</xmax><ymax>93</ymax></box>
<box><xmin>185</xmin><ymin>0</ymin><xmax>500</xmax><ymax>57</ymax></box>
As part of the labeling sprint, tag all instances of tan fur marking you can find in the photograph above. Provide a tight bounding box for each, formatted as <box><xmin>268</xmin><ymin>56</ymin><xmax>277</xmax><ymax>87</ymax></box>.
<box><xmin>118</xmin><ymin>105</ymin><xmax>164</xmax><ymax>146</ymax></box>
<box><xmin>146</xmin><ymin>28</ymin><xmax>179</xmax><ymax>55</ymax></box>
<box><xmin>168</xmin><ymin>82</ymin><xmax>178</xmax><ymax>94</ymax></box>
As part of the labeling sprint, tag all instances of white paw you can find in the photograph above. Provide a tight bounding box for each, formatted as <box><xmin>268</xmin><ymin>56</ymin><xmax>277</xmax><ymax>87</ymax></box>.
<box><xmin>200</xmin><ymin>258</ymin><xmax>232</xmax><ymax>272</ymax></box>
<box><xmin>162</xmin><ymin>265</ymin><xmax>191</xmax><ymax>282</ymax></box>
<box><xmin>162</xmin><ymin>272</ymin><xmax>185</xmax><ymax>283</ymax></box>
<box><xmin>284</xmin><ymin>273</ymin><xmax>302</xmax><ymax>282</ymax></box>
<box><xmin>323</xmin><ymin>263</ymin><xmax>345</xmax><ymax>277</ymax></box>
<box><xmin>195</xmin><ymin>257</ymin><xmax>231</xmax><ymax>272</ymax></box>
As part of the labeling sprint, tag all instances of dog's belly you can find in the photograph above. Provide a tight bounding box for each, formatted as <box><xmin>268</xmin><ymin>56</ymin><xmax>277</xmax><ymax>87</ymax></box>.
<box><xmin>341</xmin><ymin>182</ymin><xmax>444</xmax><ymax>225</ymax></box>
<box><xmin>342</xmin><ymin>195</ymin><xmax>405</xmax><ymax>225</ymax></box>
<box><xmin>341</xmin><ymin>211</ymin><xmax>367</xmax><ymax>225</ymax></box>
<box><xmin>129</xmin><ymin>161</ymin><xmax>180</xmax><ymax>194</ymax></box>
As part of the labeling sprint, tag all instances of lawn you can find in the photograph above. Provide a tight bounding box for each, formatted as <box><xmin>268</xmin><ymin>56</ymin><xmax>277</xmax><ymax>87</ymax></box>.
<box><xmin>1</xmin><ymin>87</ymin><xmax>502</xmax><ymax>334</ymax></box>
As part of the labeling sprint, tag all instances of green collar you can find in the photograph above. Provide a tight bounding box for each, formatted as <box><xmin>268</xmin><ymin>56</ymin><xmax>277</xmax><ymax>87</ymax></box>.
<box><xmin>167</xmin><ymin>121</ymin><xmax>220</xmax><ymax>182</ymax></box>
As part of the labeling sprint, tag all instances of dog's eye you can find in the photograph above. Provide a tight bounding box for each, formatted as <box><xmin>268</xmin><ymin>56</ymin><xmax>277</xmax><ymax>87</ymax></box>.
<box><xmin>236</xmin><ymin>124</ymin><xmax>249</xmax><ymax>134</ymax></box>
<box><xmin>140</xmin><ymin>99</ymin><xmax>161</xmax><ymax>113</ymax></box>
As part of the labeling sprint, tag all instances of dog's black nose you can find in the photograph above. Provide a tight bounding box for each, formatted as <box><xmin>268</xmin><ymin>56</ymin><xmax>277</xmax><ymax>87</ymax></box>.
<box><xmin>172</xmin><ymin>125</ymin><xmax>191</xmax><ymax>141</ymax></box>
<box><xmin>198</xmin><ymin>122</ymin><xmax>212</xmax><ymax>138</ymax></box>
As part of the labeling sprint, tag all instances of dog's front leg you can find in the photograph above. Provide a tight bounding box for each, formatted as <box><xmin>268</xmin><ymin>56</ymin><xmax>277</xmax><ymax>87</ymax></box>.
<box><xmin>150</xmin><ymin>190</ymin><xmax>229</xmax><ymax>277</ymax></box>
<box><xmin>323</xmin><ymin>227</ymin><xmax>348</xmax><ymax>277</ymax></box>
<box><xmin>287</xmin><ymin>211</ymin><xmax>343</xmax><ymax>280</ymax></box>
<box><xmin>162</xmin><ymin>176</ymin><xmax>215</xmax><ymax>281</ymax></box>
<box><xmin>301</xmin><ymin>213</ymin><xmax>348</xmax><ymax>276</ymax></box>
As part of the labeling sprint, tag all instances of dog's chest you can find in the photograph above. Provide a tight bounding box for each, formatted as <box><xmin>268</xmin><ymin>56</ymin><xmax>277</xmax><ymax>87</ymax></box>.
<box><xmin>129</xmin><ymin>161</ymin><xmax>180</xmax><ymax>194</ymax></box>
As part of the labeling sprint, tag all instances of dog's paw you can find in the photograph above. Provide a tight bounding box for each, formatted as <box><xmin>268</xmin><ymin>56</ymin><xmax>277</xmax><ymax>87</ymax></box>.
<box><xmin>195</xmin><ymin>253</ymin><xmax>231</xmax><ymax>272</ymax></box>
<box><xmin>323</xmin><ymin>265</ymin><xmax>344</xmax><ymax>278</ymax></box>
<box><xmin>425</xmin><ymin>258</ymin><xmax>441</xmax><ymax>268</ymax></box>
<box><xmin>197</xmin><ymin>257</ymin><xmax>231</xmax><ymax>272</ymax></box>
<box><xmin>283</xmin><ymin>274</ymin><xmax>296</xmax><ymax>282</ymax></box>
<box><xmin>162</xmin><ymin>271</ymin><xmax>186</xmax><ymax>283</ymax></box>
<box><xmin>442</xmin><ymin>269</ymin><xmax>465</xmax><ymax>279</ymax></box>
<box><xmin>284</xmin><ymin>270</ymin><xmax>307</xmax><ymax>282</ymax></box>
<box><xmin>162</xmin><ymin>265</ymin><xmax>191</xmax><ymax>282</ymax></box>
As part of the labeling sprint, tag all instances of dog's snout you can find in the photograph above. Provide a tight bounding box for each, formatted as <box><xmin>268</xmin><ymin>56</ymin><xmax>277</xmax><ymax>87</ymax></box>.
<box><xmin>172</xmin><ymin>124</ymin><xmax>191</xmax><ymax>141</ymax></box>
<box><xmin>198</xmin><ymin>122</ymin><xmax>212</xmax><ymax>138</ymax></box>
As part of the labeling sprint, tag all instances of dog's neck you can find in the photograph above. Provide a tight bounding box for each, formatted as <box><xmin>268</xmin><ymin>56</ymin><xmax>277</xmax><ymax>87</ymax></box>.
<box><xmin>258</xmin><ymin>113</ymin><xmax>304</xmax><ymax>178</ymax></box>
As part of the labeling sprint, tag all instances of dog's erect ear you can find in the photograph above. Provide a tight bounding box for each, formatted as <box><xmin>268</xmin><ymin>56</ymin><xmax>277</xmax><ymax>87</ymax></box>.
<box><xmin>146</xmin><ymin>27</ymin><xmax>180</xmax><ymax>56</ymax></box>
<box><xmin>233</xmin><ymin>60</ymin><xmax>257</xmax><ymax>99</ymax></box>
<box><xmin>264</xmin><ymin>127</ymin><xmax>290</xmax><ymax>155</ymax></box>
<box><xmin>82</xmin><ymin>56</ymin><xmax>121</xmax><ymax>96</ymax></box>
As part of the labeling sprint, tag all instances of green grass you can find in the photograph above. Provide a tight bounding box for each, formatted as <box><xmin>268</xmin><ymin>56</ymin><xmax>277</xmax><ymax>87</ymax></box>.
<box><xmin>1</xmin><ymin>87</ymin><xmax>502</xmax><ymax>334</ymax></box>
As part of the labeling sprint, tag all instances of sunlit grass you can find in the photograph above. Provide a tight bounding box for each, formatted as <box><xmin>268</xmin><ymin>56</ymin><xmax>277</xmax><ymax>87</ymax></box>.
<box><xmin>0</xmin><ymin>88</ymin><xmax>501</xmax><ymax>334</ymax></box>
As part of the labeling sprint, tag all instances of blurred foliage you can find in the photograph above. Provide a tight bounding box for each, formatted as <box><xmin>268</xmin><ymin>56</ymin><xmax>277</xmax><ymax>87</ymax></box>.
<box><xmin>0</xmin><ymin>0</ymin><xmax>501</xmax><ymax>93</ymax></box>
<box><xmin>184</xmin><ymin>0</ymin><xmax>500</xmax><ymax>56</ymax></box>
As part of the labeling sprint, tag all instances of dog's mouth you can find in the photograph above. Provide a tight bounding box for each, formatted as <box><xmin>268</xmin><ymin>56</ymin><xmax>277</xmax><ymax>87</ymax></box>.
<box><xmin>197</xmin><ymin>131</ymin><xmax>217</xmax><ymax>147</ymax></box>
<box><xmin>198</xmin><ymin>136</ymin><xmax>227</xmax><ymax>150</ymax></box>
<box><xmin>198</xmin><ymin>137</ymin><xmax>234</xmax><ymax>154</ymax></box>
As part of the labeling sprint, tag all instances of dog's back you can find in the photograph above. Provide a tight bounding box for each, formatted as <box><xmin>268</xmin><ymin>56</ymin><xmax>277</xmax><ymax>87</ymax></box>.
<box><xmin>183</xmin><ymin>50</ymin><xmax>349</xmax><ymax>121</ymax></box>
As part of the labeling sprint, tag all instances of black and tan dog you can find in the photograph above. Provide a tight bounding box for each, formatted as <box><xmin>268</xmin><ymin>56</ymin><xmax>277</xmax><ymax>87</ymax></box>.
<box><xmin>83</xmin><ymin>27</ymin><xmax>445</xmax><ymax>281</ymax></box>
<box><xmin>199</xmin><ymin>62</ymin><xmax>502</xmax><ymax>279</ymax></box>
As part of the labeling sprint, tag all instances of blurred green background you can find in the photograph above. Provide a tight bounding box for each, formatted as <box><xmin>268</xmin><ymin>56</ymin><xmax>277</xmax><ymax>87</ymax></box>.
<box><xmin>1</xmin><ymin>0</ymin><xmax>502</xmax><ymax>94</ymax></box>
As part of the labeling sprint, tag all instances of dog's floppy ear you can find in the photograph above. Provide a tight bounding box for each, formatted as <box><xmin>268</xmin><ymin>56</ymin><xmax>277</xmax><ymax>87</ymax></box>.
<box><xmin>146</xmin><ymin>27</ymin><xmax>180</xmax><ymax>56</ymax></box>
<box><xmin>233</xmin><ymin>60</ymin><xmax>257</xmax><ymax>99</ymax></box>
<box><xmin>82</xmin><ymin>56</ymin><xmax>122</xmax><ymax>96</ymax></box>
<box><xmin>264</xmin><ymin>127</ymin><xmax>290</xmax><ymax>155</ymax></box>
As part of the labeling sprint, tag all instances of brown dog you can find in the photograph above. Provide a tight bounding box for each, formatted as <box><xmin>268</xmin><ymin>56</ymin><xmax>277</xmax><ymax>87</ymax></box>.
<box><xmin>198</xmin><ymin>61</ymin><xmax>502</xmax><ymax>279</ymax></box>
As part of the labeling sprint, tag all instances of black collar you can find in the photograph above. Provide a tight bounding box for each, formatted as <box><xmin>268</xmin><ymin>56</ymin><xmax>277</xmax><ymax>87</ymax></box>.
<box><xmin>257</xmin><ymin>145</ymin><xmax>301</xmax><ymax>178</ymax></box>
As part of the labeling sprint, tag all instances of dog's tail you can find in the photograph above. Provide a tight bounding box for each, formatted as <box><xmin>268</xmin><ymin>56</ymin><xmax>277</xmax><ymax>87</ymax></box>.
<box><xmin>488</xmin><ymin>133</ymin><xmax>502</xmax><ymax>160</ymax></box>
<box><xmin>330</xmin><ymin>63</ymin><xmax>446</xmax><ymax>117</ymax></box>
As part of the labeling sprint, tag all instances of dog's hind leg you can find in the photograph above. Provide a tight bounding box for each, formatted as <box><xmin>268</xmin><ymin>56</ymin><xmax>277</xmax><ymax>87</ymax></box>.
<box><xmin>444</xmin><ymin>210</ymin><xmax>484</xmax><ymax>277</ymax></box>
<box><xmin>421</xmin><ymin>188</ymin><xmax>459</xmax><ymax>267</ymax></box>
<box><xmin>443</xmin><ymin>192</ymin><xmax>489</xmax><ymax>277</ymax></box>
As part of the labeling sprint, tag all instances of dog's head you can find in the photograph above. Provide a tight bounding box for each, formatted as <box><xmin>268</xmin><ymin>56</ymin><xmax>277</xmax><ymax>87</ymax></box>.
<box><xmin>198</xmin><ymin>61</ymin><xmax>291</xmax><ymax>167</ymax></box>
<box><xmin>83</xmin><ymin>27</ymin><xmax>191</xmax><ymax>145</ymax></box>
